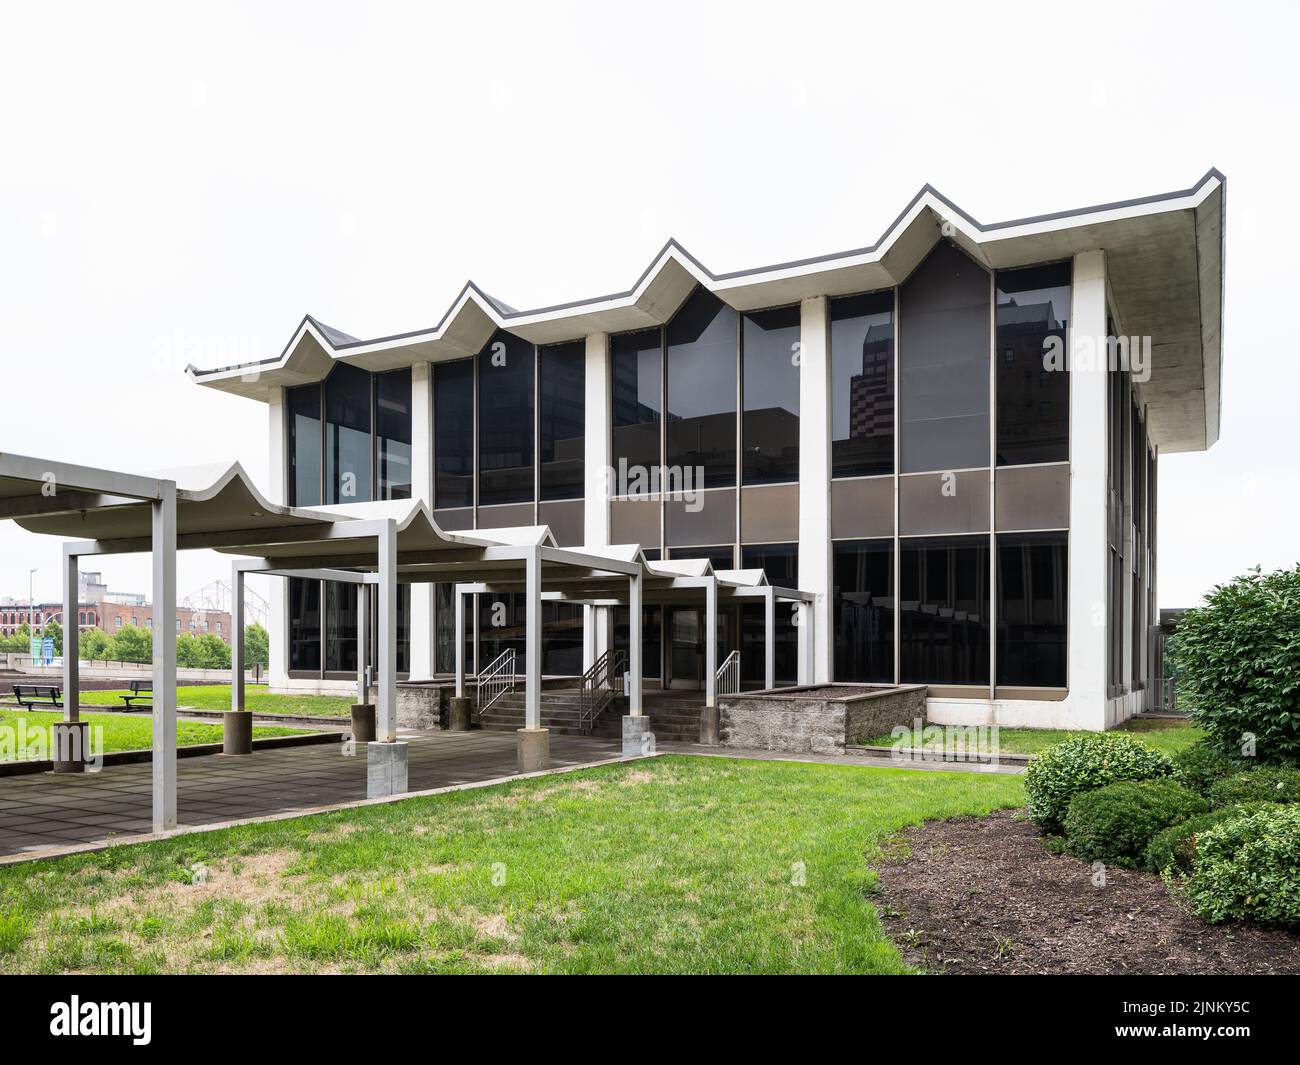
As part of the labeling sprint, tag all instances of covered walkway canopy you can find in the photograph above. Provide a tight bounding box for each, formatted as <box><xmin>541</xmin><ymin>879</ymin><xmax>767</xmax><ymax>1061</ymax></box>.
<box><xmin>0</xmin><ymin>452</ymin><xmax>813</xmax><ymax>833</ymax></box>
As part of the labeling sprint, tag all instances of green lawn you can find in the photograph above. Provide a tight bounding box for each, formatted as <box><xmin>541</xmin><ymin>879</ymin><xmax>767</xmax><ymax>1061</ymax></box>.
<box><xmin>76</xmin><ymin>684</ymin><xmax>353</xmax><ymax>718</ymax></box>
<box><xmin>0</xmin><ymin>709</ymin><xmax>305</xmax><ymax>760</ymax></box>
<box><xmin>0</xmin><ymin>755</ymin><xmax>1024</xmax><ymax>974</ymax></box>
<box><xmin>866</xmin><ymin>718</ymin><xmax>1203</xmax><ymax>757</ymax></box>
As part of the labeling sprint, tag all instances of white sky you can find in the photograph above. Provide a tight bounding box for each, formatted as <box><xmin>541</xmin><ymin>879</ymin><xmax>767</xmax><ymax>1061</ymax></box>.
<box><xmin>1</xmin><ymin>0</ymin><xmax>1296</xmax><ymax>611</ymax></box>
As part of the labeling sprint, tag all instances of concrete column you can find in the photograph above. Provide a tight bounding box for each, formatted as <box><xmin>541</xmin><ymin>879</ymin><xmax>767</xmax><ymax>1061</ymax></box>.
<box><xmin>704</xmin><ymin>578</ymin><xmax>717</xmax><ymax>708</ymax></box>
<box><xmin>1064</xmin><ymin>249</ymin><xmax>1110</xmax><ymax>730</ymax></box>
<box><xmin>408</xmin><ymin>362</ymin><xmax>436</xmax><ymax>679</ymax></box>
<box><xmin>799</xmin><ymin>600</ymin><xmax>814</xmax><ymax>684</ymax></box>
<box><xmin>627</xmin><ymin>570</ymin><xmax>642</xmax><ymax>715</ymax></box>
<box><xmin>584</xmin><ymin>332</ymin><xmax>611</xmax><ymax>671</ymax></box>
<box><xmin>764</xmin><ymin>587</ymin><xmax>776</xmax><ymax>691</ymax></box>
<box><xmin>152</xmin><ymin>484</ymin><xmax>178</xmax><ymax>832</ymax></box>
<box><xmin>798</xmin><ymin>295</ymin><xmax>832</xmax><ymax>683</ymax></box>
<box><xmin>266</xmin><ymin>389</ymin><xmax>290</xmax><ymax>688</ymax></box>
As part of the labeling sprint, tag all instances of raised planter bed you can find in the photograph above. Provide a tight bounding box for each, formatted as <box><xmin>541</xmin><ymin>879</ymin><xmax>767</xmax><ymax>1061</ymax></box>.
<box><xmin>718</xmin><ymin>683</ymin><xmax>927</xmax><ymax>755</ymax></box>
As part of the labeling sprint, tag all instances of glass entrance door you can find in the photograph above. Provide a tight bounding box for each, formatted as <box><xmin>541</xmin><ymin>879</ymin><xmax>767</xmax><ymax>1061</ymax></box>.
<box><xmin>666</xmin><ymin>607</ymin><xmax>703</xmax><ymax>689</ymax></box>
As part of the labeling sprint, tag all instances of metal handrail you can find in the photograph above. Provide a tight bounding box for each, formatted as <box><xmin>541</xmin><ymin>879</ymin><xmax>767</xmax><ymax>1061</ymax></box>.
<box><xmin>716</xmin><ymin>649</ymin><xmax>741</xmax><ymax>696</ymax></box>
<box><xmin>477</xmin><ymin>648</ymin><xmax>517</xmax><ymax>715</ymax></box>
<box><xmin>578</xmin><ymin>648</ymin><xmax>626</xmax><ymax>733</ymax></box>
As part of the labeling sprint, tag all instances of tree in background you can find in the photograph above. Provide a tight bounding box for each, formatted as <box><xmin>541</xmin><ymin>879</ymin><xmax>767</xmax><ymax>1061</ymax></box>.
<box><xmin>1174</xmin><ymin>564</ymin><xmax>1300</xmax><ymax>765</ymax></box>
<box><xmin>0</xmin><ymin>623</ymin><xmax>32</xmax><ymax>654</ymax></box>
<box><xmin>79</xmin><ymin>627</ymin><xmax>111</xmax><ymax>661</ymax></box>
<box><xmin>244</xmin><ymin>622</ymin><xmax>269</xmax><ymax>669</ymax></box>
<box><xmin>108</xmin><ymin>624</ymin><xmax>152</xmax><ymax>664</ymax></box>
<box><xmin>177</xmin><ymin>631</ymin><xmax>232</xmax><ymax>669</ymax></box>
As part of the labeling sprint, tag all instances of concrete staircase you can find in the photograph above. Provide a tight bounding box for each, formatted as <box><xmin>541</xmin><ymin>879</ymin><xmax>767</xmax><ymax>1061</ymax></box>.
<box><xmin>478</xmin><ymin>690</ymin><xmax>703</xmax><ymax>742</ymax></box>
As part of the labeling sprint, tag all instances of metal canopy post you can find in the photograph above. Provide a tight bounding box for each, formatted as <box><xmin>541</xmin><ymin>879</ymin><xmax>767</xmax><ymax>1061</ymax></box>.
<box><xmin>62</xmin><ymin>549</ymin><xmax>79</xmax><ymax>723</ymax></box>
<box><xmin>152</xmin><ymin>484</ymin><xmax>178</xmax><ymax>832</ymax></box>
<box><xmin>799</xmin><ymin>600</ymin><xmax>814</xmax><ymax>685</ymax></box>
<box><xmin>376</xmin><ymin>518</ymin><xmax>397</xmax><ymax>743</ymax></box>
<box><xmin>524</xmin><ymin>546</ymin><xmax>542</xmax><ymax>730</ymax></box>
<box><xmin>627</xmin><ymin>570</ymin><xmax>642</xmax><ymax>716</ymax></box>
<box><xmin>356</xmin><ymin>585</ymin><xmax>368</xmax><ymax>705</ymax></box>
<box><xmin>454</xmin><ymin>585</ymin><xmax>466</xmax><ymax>698</ymax></box>
<box><xmin>231</xmin><ymin>561</ymin><xmax>245</xmax><ymax>712</ymax></box>
<box><xmin>705</xmin><ymin>576</ymin><xmax>717</xmax><ymax>709</ymax></box>
<box><xmin>764</xmin><ymin>586</ymin><xmax>776</xmax><ymax>691</ymax></box>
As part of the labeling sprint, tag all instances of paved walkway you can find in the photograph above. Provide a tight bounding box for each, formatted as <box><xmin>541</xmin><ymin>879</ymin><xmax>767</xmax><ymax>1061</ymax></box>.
<box><xmin>0</xmin><ymin>731</ymin><xmax>617</xmax><ymax>858</ymax></box>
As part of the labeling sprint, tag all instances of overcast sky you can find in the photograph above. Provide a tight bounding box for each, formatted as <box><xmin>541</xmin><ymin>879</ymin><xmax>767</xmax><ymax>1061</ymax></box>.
<box><xmin>1</xmin><ymin>0</ymin><xmax>1296</xmax><ymax>611</ymax></box>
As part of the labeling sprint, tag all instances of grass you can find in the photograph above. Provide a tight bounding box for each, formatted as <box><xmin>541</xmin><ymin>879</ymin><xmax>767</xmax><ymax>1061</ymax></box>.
<box><xmin>866</xmin><ymin>717</ymin><xmax>1203</xmax><ymax>757</ymax></box>
<box><xmin>0</xmin><ymin>709</ymin><xmax>305</xmax><ymax>760</ymax></box>
<box><xmin>0</xmin><ymin>755</ymin><xmax>1024</xmax><ymax>974</ymax></box>
<box><xmin>74</xmin><ymin>685</ymin><xmax>353</xmax><ymax>718</ymax></box>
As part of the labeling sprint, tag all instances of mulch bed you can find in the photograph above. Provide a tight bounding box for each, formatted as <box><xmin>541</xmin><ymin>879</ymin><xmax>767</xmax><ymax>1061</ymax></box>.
<box><xmin>875</xmin><ymin>808</ymin><xmax>1300</xmax><ymax>975</ymax></box>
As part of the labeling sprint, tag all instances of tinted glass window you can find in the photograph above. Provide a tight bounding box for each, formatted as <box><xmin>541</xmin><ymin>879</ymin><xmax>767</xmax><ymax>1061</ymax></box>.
<box><xmin>539</xmin><ymin>340</ymin><xmax>585</xmax><ymax>501</ymax></box>
<box><xmin>997</xmin><ymin>533</ymin><xmax>1067</xmax><ymax>686</ymax></box>
<box><xmin>611</xmin><ymin>328</ymin><xmax>661</xmax><ymax>491</ymax></box>
<box><xmin>478</xmin><ymin>331</ymin><xmax>536</xmax><ymax>506</ymax></box>
<box><xmin>434</xmin><ymin>359</ymin><xmax>473</xmax><ymax>508</ymax></box>
<box><xmin>666</xmin><ymin>545</ymin><xmax>736</xmax><ymax>570</ymax></box>
<box><xmin>996</xmin><ymin>263</ymin><xmax>1070</xmax><ymax>465</ymax></box>
<box><xmin>742</xmin><ymin>306</ymin><xmax>800</xmax><ymax>485</ymax></box>
<box><xmin>288</xmin><ymin>577</ymin><xmax>321</xmax><ymax>671</ymax></box>
<box><xmin>325</xmin><ymin>581</ymin><xmax>358</xmax><ymax>673</ymax></box>
<box><xmin>613</xmin><ymin>605</ymin><xmax>662</xmax><ymax>679</ymax></box>
<box><xmin>287</xmin><ymin>383</ymin><xmax>322</xmax><ymax>507</ymax></box>
<box><xmin>899</xmin><ymin>242</ymin><xmax>991</xmax><ymax>472</ymax></box>
<box><xmin>741</xmin><ymin>543</ymin><xmax>798</xmax><ymax>685</ymax></box>
<box><xmin>666</xmin><ymin>288</ymin><xmax>737</xmax><ymax>489</ymax></box>
<box><xmin>324</xmin><ymin>363</ymin><xmax>372</xmax><ymax>503</ymax></box>
<box><xmin>832</xmin><ymin>539</ymin><xmax>894</xmax><ymax>682</ymax></box>
<box><xmin>899</xmin><ymin>535</ymin><xmax>989</xmax><ymax>684</ymax></box>
<box><xmin>375</xmin><ymin>367</ymin><xmax>412</xmax><ymax>499</ymax></box>
<box><xmin>830</xmin><ymin>292</ymin><xmax>894</xmax><ymax>477</ymax></box>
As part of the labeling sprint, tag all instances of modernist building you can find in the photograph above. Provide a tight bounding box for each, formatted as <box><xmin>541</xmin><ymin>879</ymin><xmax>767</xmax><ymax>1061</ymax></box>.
<box><xmin>191</xmin><ymin>171</ymin><xmax>1226</xmax><ymax>731</ymax></box>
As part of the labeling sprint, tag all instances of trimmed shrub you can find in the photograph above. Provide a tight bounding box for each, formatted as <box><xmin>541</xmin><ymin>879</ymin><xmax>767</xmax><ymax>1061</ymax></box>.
<box><xmin>1063</xmin><ymin>779</ymin><xmax>1207</xmax><ymax>866</ymax></box>
<box><xmin>1144</xmin><ymin>802</ymin><xmax>1276</xmax><ymax>874</ymax></box>
<box><xmin>1207</xmin><ymin>767</ymin><xmax>1300</xmax><ymax>807</ymax></box>
<box><xmin>1174</xmin><ymin>565</ymin><xmax>1300</xmax><ymax>764</ymax></box>
<box><xmin>1025</xmin><ymin>732</ymin><xmax>1174</xmax><ymax>833</ymax></box>
<box><xmin>1173</xmin><ymin>739</ymin><xmax>1248</xmax><ymax>795</ymax></box>
<box><xmin>1185</xmin><ymin>805</ymin><xmax>1300</xmax><ymax>927</ymax></box>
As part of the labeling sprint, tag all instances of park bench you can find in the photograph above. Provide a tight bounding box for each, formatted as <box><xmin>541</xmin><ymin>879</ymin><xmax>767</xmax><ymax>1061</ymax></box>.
<box><xmin>118</xmin><ymin>679</ymin><xmax>152</xmax><ymax>709</ymax></box>
<box><xmin>12</xmin><ymin>684</ymin><xmax>62</xmax><ymax>709</ymax></box>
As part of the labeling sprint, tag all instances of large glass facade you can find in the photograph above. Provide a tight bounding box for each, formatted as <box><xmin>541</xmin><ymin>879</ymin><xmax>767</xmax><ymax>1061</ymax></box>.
<box><xmin>324</xmin><ymin>362</ymin><xmax>373</xmax><ymax>504</ymax></box>
<box><xmin>611</xmin><ymin>328</ymin><xmax>662</xmax><ymax>488</ymax></box>
<box><xmin>478</xmin><ymin>330</ymin><xmax>536</xmax><ymax>506</ymax></box>
<box><xmin>832</xmin><ymin>539</ymin><xmax>894</xmax><ymax>682</ymax></box>
<box><xmin>742</xmin><ymin>306</ymin><xmax>800</xmax><ymax>485</ymax></box>
<box><xmin>997</xmin><ymin>533</ymin><xmax>1067</xmax><ymax>687</ymax></box>
<box><xmin>740</xmin><ymin>543</ymin><xmax>798</xmax><ymax>685</ymax></box>
<box><xmin>995</xmin><ymin>263</ymin><xmax>1070</xmax><ymax>466</ymax></box>
<box><xmin>539</xmin><ymin>340</ymin><xmax>585</xmax><ymax>501</ymax></box>
<box><xmin>899</xmin><ymin>242</ymin><xmax>991</xmax><ymax>472</ymax></box>
<box><xmin>666</xmin><ymin>288</ymin><xmax>737</xmax><ymax>488</ymax></box>
<box><xmin>830</xmin><ymin>292</ymin><xmax>894</xmax><ymax>478</ymax></box>
<box><xmin>899</xmin><ymin>536</ymin><xmax>990</xmax><ymax>685</ymax></box>
<box><xmin>288</xmin><ymin>577</ymin><xmax>320</xmax><ymax>671</ymax></box>
<box><xmin>375</xmin><ymin>367</ymin><xmax>412</xmax><ymax>499</ymax></box>
<box><xmin>613</xmin><ymin>606</ymin><xmax>663</xmax><ymax>679</ymax></box>
<box><xmin>287</xmin><ymin>384</ymin><xmax>322</xmax><ymax>507</ymax></box>
<box><xmin>433</xmin><ymin>358</ymin><xmax>473</xmax><ymax>508</ymax></box>
<box><xmin>324</xmin><ymin>581</ymin><xmax>358</xmax><ymax>673</ymax></box>
<box><xmin>289</xmin><ymin>578</ymin><xmax>409</xmax><ymax>678</ymax></box>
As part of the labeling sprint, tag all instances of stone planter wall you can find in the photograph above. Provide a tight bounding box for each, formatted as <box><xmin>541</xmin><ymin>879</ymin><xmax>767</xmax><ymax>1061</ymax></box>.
<box><xmin>396</xmin><ymin>681</ymin><xmax>452</xmax><ymax>731</ymax></box>
<box><xmin>718</xmin><ymin>684</ymin><xmax>928</xmax><ymax>755</ymax></box>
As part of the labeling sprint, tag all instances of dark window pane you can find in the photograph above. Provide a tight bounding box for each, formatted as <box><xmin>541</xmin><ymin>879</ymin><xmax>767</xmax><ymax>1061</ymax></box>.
<box><xmin>833</xmin><ymin>539</ymin><xmax>894</xmax><ymax>683</ymax></box>
<box><xmin>611</xmin><ymin>328</ymin><xmax>661</xmax><ymax>491</ymax></box>
<box><xmin>478</xmin><ymin>331</ymin><xmax>535</xmax><ymax>506</ymax></box>
<box><xmin>324</xmin><ymin>363</ymin><xmax>372</xmax><ymax>503</ymax></box>
<box><xmin>665</xmin><ymin>545</ymin><xmax>736</xmax><ymax>570</ymax></box>
<box><xmin>434</xmin><ymin>359</ymin><xmax>473</xmax><ymax>508</ymax></box>
<box><xmin>613</xmin><ymin>605</ymin><xmax>662</xmax><ymax>679</ymax></box>
<box><xmin>287</xmin><ymin>384</ymin><xmax>322</xmax><ymax>507</ymax></box>
<box><xmin>899</xmin><ymin>242</ymin><xmax>991</xmax><ymax>472</ymax></box>
<box><xmin>543</xmin><ymin>602</ymin><xmax>583</xmax><ymax>674</ymax></box>
<box><xmin>396</xmin><ymin>584</ymin><xmax>410</xmax><ymax>675</ymax></box>
<box><xmin>997</xmin><ymin>533</ymin><xmax>1067</xmax><ymax>686</ymax></box>
<box><xmin>830</xmin><ymin>292</ymin><xmax>894</xmax><ymax>477</ymax></box>
<box><xmin>900</xmin><ymin>535</ymin><xmax>989</xmax><ymax>684</ymax></box>
<box><xmin>539</xmin><ymin>340</ymin><xmax>585</xmax><ymax>501</ymax></box>
<box><xmin>996</xmin><ymin>263</ymin><xmax>1070</xmax><ymax>465</ymax></box>
<box><xmin>478</xmin><ymin>592</ymin><xmax>525</xmax><ymax>666</ymax></box>
<box><xmin>375</xmin><ymin>367</ymin><xmax>412</xmax><ymax>499</ymax></box>
<box><xmin>435</xmin><ymin>583</ymin><xmax>455</xmax><ymax>674</ymax></box>
<box><xmin>324</xmin><ymin>581</ymin><xmax>358</xmax><ymax>673</ymax></box>
<box><xmin>742</xmin><ymin>306</ymin><xmax>800</xmax><ymax>485</ymax></box>
<box><xmin>288</xmin><ymin>577</ymin><xmax>320</xmax><ymax>671</ymax></box>
<box><xmin>741</xmin><ymin>543</ymin><xmax>798</xmax><ymax>685</ymax></box>
<box><xmin>667</xmin><ymin>288</ymin><xmax>737</xmax><ymax>489</ymax></box>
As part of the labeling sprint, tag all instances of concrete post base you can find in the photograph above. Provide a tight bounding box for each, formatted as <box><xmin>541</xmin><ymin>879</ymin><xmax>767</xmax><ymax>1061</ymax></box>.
<box><xmin>351</xmin><ymin>703</ymin><xmax>376</xmax><ymax>744</ymax></box>
<box><xmin>223</xmin><ymin>710</ymin><xmax>253</xmax><ymax>755</ymax></box>
<box><xmin>516</xmin><ymin>727</ymin><xmax>550</xmax><ymax>773</ymax></box>
<box><xmin>448</xmin><ymin>696</ymin><xmax>472</xmax><ymax>732</ymax></box>
<box><xmin>622</xmin><ymin>714</ymin><xmax>656</xmax><ymax>758</ymax></box>
<box><xmin>367</xmin><ymin>740</ymin><xmax>409</xmax><ymax>798</ymax></box>
<box><xmin>699</xmin><ymin>704</ymin><xmax>719</xmax><ymax>746</ymax></box>
<box><xmin>52</xmin><ymin>721</ymin><xmax>90</xmax><ymax>774</ymax></box>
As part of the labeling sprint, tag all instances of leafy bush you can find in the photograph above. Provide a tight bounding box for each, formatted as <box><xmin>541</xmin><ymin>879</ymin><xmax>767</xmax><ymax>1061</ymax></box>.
<box><xmin>1184</xmin><ymin>805</ymin><xmax>1300</xmax><ymax>926</ymax></box>
<box><xmin>1207</xmin><ymin>767</ymin><xmax>1300</xmax><ymax>807</ymax></box>
<box><xmin>1063</xmin><ymin>779</ymin><xmax>1207</xmax><ymax>866</ymax></box>
<box><xmin>1144</xmin><ymin>802</ymin><xmax>1275</xmax><ymax>874</ymax></box>
<box><xmin>1173</xmin><ymin>739</ymin><xmax>1248</xmax><ymax>794</ymax></box>
<box><xmin>1025</xmin><ymin>732</ymin><xmax>1174</xmax><ymax>833</ymax></box>
<box><xmin>1174</xmin><ymin>565</ymin><xmax>1300</xmax><ymax>765</ymax></box>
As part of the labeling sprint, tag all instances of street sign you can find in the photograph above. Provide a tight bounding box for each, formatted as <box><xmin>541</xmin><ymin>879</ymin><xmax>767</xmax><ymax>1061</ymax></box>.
<box><xmin>41</xmin><ymin>637</ymin><xmax>54</xmax><ymax>665</ymax></box>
